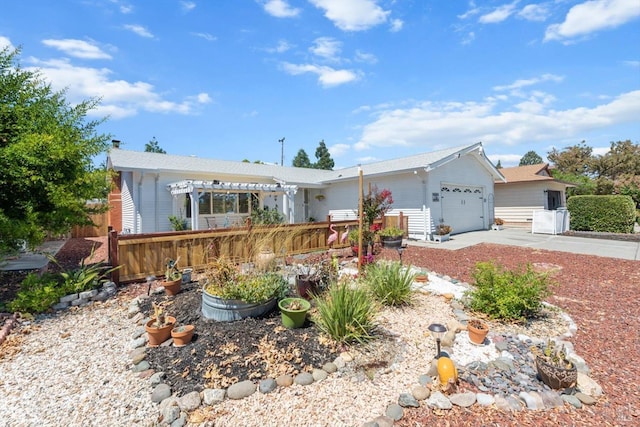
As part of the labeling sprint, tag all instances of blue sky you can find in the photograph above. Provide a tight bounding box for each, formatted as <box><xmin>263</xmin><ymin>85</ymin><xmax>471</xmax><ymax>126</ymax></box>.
<box><xmin>1</xmin><ymin>0</ymin><xmax>639</xmax><ymax>168</ymax></box>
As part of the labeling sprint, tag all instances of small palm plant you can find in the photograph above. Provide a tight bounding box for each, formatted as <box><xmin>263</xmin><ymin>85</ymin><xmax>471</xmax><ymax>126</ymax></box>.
<box><xmin>364</xmin><ymin>260</ymin><xmax>415</xmax><ymax>306</ymax></box>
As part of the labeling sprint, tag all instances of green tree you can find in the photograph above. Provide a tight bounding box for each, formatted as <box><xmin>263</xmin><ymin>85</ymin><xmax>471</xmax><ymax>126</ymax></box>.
<box><xmin>547</xmin><ymin>141</ymin><xmax>594</xmax><ymax>175</ymax></box>
<box><xmin>314</xmin><ymin>139</ymin><xmax>334</xmax><ymax>170</ymax></box>
<box><xmin>519</xmin><ymin>150</ymin><xmax>543</xmax><ymax>166</ymax></box>
<box><xmin>144</xmin><ymin>136</ymin><xmax>166</xmax><ymax>153</ymax></box>
<box><xmin>495</xmin><ymin>160</ymin><xmax>502</xmax><ymax>169</ymax></box>
<box><xmin>292</xmin><ymin>149</ymin><xmax>312</xmax><ymax>168</ymax></box>
<box><xmin>0</xmin><ymin>47</ymin><xmax>110</xmax><ymax>255</ymax></box>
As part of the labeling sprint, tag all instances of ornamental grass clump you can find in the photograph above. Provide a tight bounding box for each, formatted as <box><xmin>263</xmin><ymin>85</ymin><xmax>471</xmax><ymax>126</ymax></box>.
<box><xmin>464</xmin><ymin>261</ymin><xmax>554</xmax><ymax>322</ymax></box>
<box><xmin>364</xmin><ymin>260</ymin><xmax>415</xmax><ymax>306</ymax></box>
<box><xmin>312</xmin><ymin>280</ymin><xmax>377</xmax><ymax>344</ymax></box>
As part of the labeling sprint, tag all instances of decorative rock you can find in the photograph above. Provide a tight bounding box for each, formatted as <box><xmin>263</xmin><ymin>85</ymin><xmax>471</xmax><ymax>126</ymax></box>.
<box><xmin>52</xmin><ymin>302</ymin><xmax>70</xmax><ymax>311</ymax></box>
<box><xmin>577</xmin><ymin>372</ymin><xmax>602</xmax><ymax>397</ymax></box>
<box><xmin>131</xmin><ymin>352</ymin><xmax>146</xmax><ymax>365</ymax></box>
<box><xmin>138</xmin><ymin>369</ymin><xmax>154</xmax><ymax>379</ymax></box>
<box><xmin>411</xmin><ymin>385</ymin><xmax>430</xmax><ymax>401</ymax></box>
<box><xmin>418</xmin><ymin>374</ymin><xmax>431</xmax><ymax>387</ymax></box>
<box><xmin>127</xmin><ymin>303</ymin><xmax>140</xmax><ymax>318</ymax></box>
<box><xmin>294</xmin><ymin>372</ymin><xmax>314</xmax><ymax>386</ymax></box>
<box><xmin>369</xmin><ymin>416</ymin><xmax>394</xmax><ymax>427</ymax></box>
<box><xmin>149</xmin><ymin>372</ymin><xmax>165</xmax><ymax>385</ymax></box>
<box><xmin>162</xmin><ymin>405</ymin><xmax>181</xmax><ymax>425</ymax></box>
<box><xmin>340</xmin><ymin>351</ymin><xmax>353</xmax><ymax>362</ymax></box>
<box><xmin>60</xmin><ymin>293</ymin><xmax>79</xmax><ymax>303</ymax></box>
<box><xmin>426</xmin><ymin>359</ymin><xmax>438</xmax><ymax>377</ymax></box>
<box><xmin>71</xmin><ymin>298</ymin><xmax>89</xmax><ymax>307</ymax></box>
<box><xmin>575</xmin><ymin>392</ymin><xmax>597</xmax><ymax>405</ymax></box>
<box><xmin>441</xmin><ymin>330</ymin><xmax>456</xmax><ymax>348</ymax></box>
<box><xmin>151</xmin><ymin>383</ymin><xmax>171</xmax><ymax>403</ymax></box>
<box><xmin>494</xmin><ymin>341</ymin><xmax>509</xmax><ymax>352</ymax></box>
<box><xmin>562</xmin><ymin>394</ymin><xmax>582</xmax><ymax>408</ymax></box>
<box><xmin>79</xmin><ymin>289</ymin><xmax>99</xmax><ymax>299</ymax></box>
<box><xmin>494</xmin><ymin>395</ymin><xmax>511</xmax><ymax>411</ymax></box>
<box><xmin>227</xmin><ymin>380</ymin><xmax>256</xmax><ymax>399</ymax></box>
<box><xmin>426</xmin><ymin>391</ymin><xmax>452</xmax><ymax>410</ymax></box>
<box><xmin>130</xmin><ymin>346</ymin><xmax>146</xmax><ymax>360</ymax></box>
<box><xmin>505</xmin><ymin>395</ymin><xmax>525</xmax><ymax>411</ymax></box>
<box><xmin>203</xmin><ymin>388</ymin><xmax>226</xmax><ymax>405</ymax></box>
<box><xmin>178</xmin><ymin>391</ymin><xmax>201</xmax><ymax>411</ymax></box>
<box><xmin>398</xmin><ymin>393</ymin><xmax>420</xmax><ymax>408</ymax></box>
<box><xmin>259</xmin><ymin>378</ymin><xmax>277</xmax><ymax>394</ymax></box>
<box><xmin>541</xmin><ymin>390</ymin><xmax>564</xmax><ymax>409</ymax></box>
<box><xmin>171</xmin><ymin>413</ymin><xmax>187</xmax><ymax>427</ymax></box>
<box><xmin>276</xmin><ymin>374</ymin><xmax>294</xmax><ymax>387</ymax></box>
<box><xmin>333</xmin><ymin>357</ymin><xmax>346</xmax><ymax>370</ymax></box>
<box><xmin>476</xmin><ymin>393</ymin><xmax>495</xmax><ymax>406</ymax></box>
<box><xmin>519</xmin><ymin>391</ymin><xmax>544</xmax><ymax>410</ymax></box>
<box><xmin>312</xmin><ymin>368</ymin><xmax>328</xmax><ymax>382</ymax></box>
<box><xmin>322</xmin><ymin>362</ymin><xmax>337</xmax><ymax>373</ymax></box>
<box><xmin>131</xmin><ymin>326</ymin><xmax>146</xmax><ymax>340</ymax></box>
<box><xmin>385</xmin><ymin>403</ymin><xmax>404</xmax><ymax>421</ymax></box>
<box><xmin>131</xmin><ymin>337</ymin><xmax>147</xmax><ymax>349</ymax></box>
<box><xmin>449</xmin><ymin>392</ymin><xmax>476</xmax><ymax>408</ymax></box>
<box><xmin>133</xmin><ymin>361</ymin><xmax>150</xmax><ymax>372</ymax></box>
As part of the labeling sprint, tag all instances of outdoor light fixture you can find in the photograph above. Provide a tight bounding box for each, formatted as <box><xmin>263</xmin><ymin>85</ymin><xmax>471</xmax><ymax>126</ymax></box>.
<box><xmin>146</xmin><ymin>275</ymin><xmax>156</xmax><ymax>296</ymax></box>
<box><xmin>396</xmin><ymin>245</ymin><xmax>406</xmax><ymax>265</ymax></box>
<box><xmin>428</xmin><ymin>323</ymin><xmax>447</xmax><ymax>359</ymax></box>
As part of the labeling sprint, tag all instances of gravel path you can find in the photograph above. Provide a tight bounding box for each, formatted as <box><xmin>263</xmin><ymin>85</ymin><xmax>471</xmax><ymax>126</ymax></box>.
<box><xmin>0</xmin><ymin>300</ymin><xmax>158</xmax><ymax>427</ymax></box>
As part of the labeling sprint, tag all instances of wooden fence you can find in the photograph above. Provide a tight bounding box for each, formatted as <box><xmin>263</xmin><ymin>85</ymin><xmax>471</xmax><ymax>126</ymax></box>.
<box><xmin>71</xmin><ymin>210</ymin><xmax>109</xmax><ymax>238</ymax></box>
<box><xmin>109</xmin><ymin>220</ymin><xmax>363</xmax><ymax>283</ymax></box>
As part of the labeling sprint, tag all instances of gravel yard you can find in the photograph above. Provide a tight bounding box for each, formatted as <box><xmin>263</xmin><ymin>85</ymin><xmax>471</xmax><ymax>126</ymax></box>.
<box><xmin>0</xmin><ymin>236</ymin><xmax>638</xmax><ymax>426</ymax></box>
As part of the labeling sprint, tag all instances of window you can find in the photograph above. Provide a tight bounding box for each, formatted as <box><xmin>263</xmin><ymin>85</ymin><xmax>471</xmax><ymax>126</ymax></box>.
<box><xmin>199</xmin><ymin>192</ymin><xmax>211</xmax><ymax>215</ymax></box>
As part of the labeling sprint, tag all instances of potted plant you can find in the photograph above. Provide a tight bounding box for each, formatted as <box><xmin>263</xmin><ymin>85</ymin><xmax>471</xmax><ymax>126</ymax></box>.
<box><xmin>171</xmin><ymin>324</ymin><xmax>195</xmax><ymax>347</ymax></box>
<box><xmin>145</xmin><ymin>302</ymin><xmax>176</xmax><ymax>347</ymax></box>
<box><xmin>163</xmin><ymin>257</ymin><xmax>182</xmax><ymax>296</ymax></box>
<box><xmin>433</xmin><ymin>224</ymin><xmax>452</xmax><ymax>243</ymax></box>
<box><xmin>492</xmin><ymin>218</ymin><xmax>504</xmax><ymax>231</ymax></box>
<box><xmin>348</xmin><ymin>228</ymin><xmax>374</xmax><ymax>256</ymax></box>
<box><xmin>293</xmin><ymin>255</ymin><xmax>338</xmax><ymax>299</ymax></box>
<box><xmin>467</xmin><ymin>318</ymin><xmax>489</xmax><ymax>345</ymax></box>
<box><xmin>278</xmin><ymin>297</ymin><xmax>311</xmax><ymax>328</ymax></box>
<box><xmin>531</xmin><ymin>339</ymin><xmax>577</xmax><ymax>390</ymax></box>
<box><xmin>201</xmin><ymin>257</ymin><xmax>288</xmax><ymax>321</ymax></box>
<box><xmin>379</xmin><ymin>226</ymin><xmax>404</xmax><ymax>248</ymax></box>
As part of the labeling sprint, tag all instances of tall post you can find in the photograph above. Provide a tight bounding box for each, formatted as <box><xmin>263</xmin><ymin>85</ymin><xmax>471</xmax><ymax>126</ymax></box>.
<box><xmin>279</xmin><ymin>137</ymin><xmax>285</xmax><ymax>166</ymax></box>
<box><xmin>358</xmin><ymin>167</ymin><xmax>363</xmax><ymax>272</ymax></box>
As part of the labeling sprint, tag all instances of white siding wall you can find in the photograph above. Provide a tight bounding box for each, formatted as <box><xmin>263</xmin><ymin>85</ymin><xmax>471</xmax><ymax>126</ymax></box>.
<box><xmin>121</xmin><ymin>172</ymin><xmax>135</xmax><ymax>234</ymax></box>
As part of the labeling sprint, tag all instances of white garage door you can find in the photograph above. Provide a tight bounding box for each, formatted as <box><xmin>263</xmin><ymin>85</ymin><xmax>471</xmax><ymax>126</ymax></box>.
<box><xmin>440</xmin><ymin>184</ymin><xmax>485</xmax><ymax>234</ymax></box>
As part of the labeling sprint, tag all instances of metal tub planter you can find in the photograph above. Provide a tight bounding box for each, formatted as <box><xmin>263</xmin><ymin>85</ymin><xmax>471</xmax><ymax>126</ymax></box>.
<box><xmin>201</xmin><ymin>289</ymin><xmax>277</xmax><ymax>322</ymax></box>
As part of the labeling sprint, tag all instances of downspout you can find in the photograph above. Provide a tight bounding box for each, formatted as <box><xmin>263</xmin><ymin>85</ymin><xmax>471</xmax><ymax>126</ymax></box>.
<box><xmin>137</xmin><ymin>172</ymin><xmax>144</xmax><ymax>233</ymax></box>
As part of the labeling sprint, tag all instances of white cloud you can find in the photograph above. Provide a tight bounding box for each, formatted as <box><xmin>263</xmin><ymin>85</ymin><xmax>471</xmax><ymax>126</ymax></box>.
<box><xmin>310</xmin><ymin>37</ymin><xmax>341</xmax><ymax>60</ymax></box>
<box><xmin>493</xmin><ymin>74</ymin><xmax>564</xmax><ymax>92</ymax></box>
<box><xmin>355</xmin><ymin>50</ymin><xmax>377</xmax><ymax>64</ymax></box>
<box><xmin>191</xmin><ymin>32</ymin><xmax>216</xmax><ymax>42</ymax></box>
<box><xmin>479</xmin><ymin>2</ymin><xmax>518</xmax><ymax>24</ymax></box>
<box><xmin>109</xmin><ymin>0</ymin><xmax>133</xmax><ymax>14</ymax></box>
<box><xmin>261</xmin><ymin>0</ymin><xmax>300</xmax><ymax>18</ymax></box>
<box><xmin>309</xmin><ymin>0</ymin><xmax>390</xmax><ymax>31</ymax></box>
<box><xmin>518</xmin><ymin>4</ymin><xmax>549</xmax><ymax>22</ymax></box>
<box><xmin>545</xmin><ymin>0</ymin><xmax>640</xmax><ymax>42</ymax></box>
<box><xmin>0</xmin><ymin>36</ymin><xmax>15</xmax><ymax>51</ymax></box>
<box><xmin>281</xmin><ymin>62</ymin><xmax>360</xmax><ymax>87</ymax></box>
<box><xmin>181</xmin><ymin>1</ymin><xmax>196</xmax><ymax>12</ymax></box>
<box><xmin>487</xmin><ymin>153</ymin><xmax>522</xmax><ymax>167</ymax></box>
<box><xmin>42</xmin><ymin>39</ymin><xmax>112</xmax><ymax>60</ymax></box>
<box><xmin>27</xmin><ymin>58</ymin><xmax>209</xmax><ymax>118</ymax></box>
<box><xmin>124</xmin><ymin>24</ymin><xmax>154</xmax><ymax>38</ymax></box>
<box><xmin>354</xmin><ymin>90</ymin><xmax>640</xmax><ymax>151</ymax></box>
<box><xmin>329</xmin><ymin>143</ymin><xmax>350</xmax><ymax>157</ymax></box>
<box><xmin>623</xmin><ymin>60</ymin><xmax>640</xmax><ymax>68</ymax></box>
<box><xmin>390</xmin><ymin>19</ymin><xmax>403</xmax><ymax>32</ymax></box>
<box><xmin>266</xmin><ymin>40</ymin><xmax>293</xmax><ymax>53</ymax></box>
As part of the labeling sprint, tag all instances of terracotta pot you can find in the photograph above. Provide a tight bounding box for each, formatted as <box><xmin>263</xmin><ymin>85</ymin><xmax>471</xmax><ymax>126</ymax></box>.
<box><xmin>414</xmin><ymin>274</ymin><xmax>428</xmax><ymax>283</ymax></box>
<box><xmin>163</xmin><ymin>278</ymin><xmax>181</xmax><ymax>296</ymax></box>
<box><xmin>145</xmin><ymin>316</ymin><xmax>176</xmax><ymax>347</ymax></box>
<box><xmin>535</xmin><ymin>356</ymin><xmax>577</xmax><ymax>390</ymax></box>
<box><xmin>467</xmin><ymin>319</ymin><xmax>489</xmax><ymax>345</ymax></box>
<box><xmin>171</xmin><ymin>324</ymin><xmax>195</xmax><ymax>347</ymax></box>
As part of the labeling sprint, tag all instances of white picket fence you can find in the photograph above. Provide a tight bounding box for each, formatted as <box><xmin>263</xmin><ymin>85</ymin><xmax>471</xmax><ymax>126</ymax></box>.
<box><xmin>330</xmin><ymin>207</ymin><xmax>434</xmax><ymax>241</ymax></box>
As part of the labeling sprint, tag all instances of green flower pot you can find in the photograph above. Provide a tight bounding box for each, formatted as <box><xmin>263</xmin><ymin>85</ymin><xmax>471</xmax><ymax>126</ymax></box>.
<box><xmin>278</xmin><ymin>298</ymin><xmax>311</xmax><ymax>329</ymax></box>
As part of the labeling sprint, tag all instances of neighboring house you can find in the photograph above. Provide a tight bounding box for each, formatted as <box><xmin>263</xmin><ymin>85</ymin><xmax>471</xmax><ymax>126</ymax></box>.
<box><xmin>494</xmin><ymin>163</ymin><xmax>575</xmax><ymax>229</ymax></box>
<box><xmin>106</xmin><ymin>142</ymin><xmax>504</xmax><ymax>240</ymax></box>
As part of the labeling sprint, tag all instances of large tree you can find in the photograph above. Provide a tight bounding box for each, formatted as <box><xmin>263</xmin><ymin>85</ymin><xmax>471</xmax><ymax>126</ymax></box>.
<box><xmin>547</xmin><ymin>141</ymin><xmax>594</xmax><ymax>175</ymax></box>
<box><xmin>145</xmin><ymin>136</ymin><xmax>166</xmax><ymax>153</ymax></box>
<box><xmin>519</xmin><ymin>150</ymin><xmax>543</xmax><ymax>166</ymax></box>
<box><xmin>292</xmin><ymin>149</ymin><xmax>312</xmax><ymax>168</ymax></box>
<box><xmin>314</xmin><ymin>139</ymin><xmax>334</xmax><ymax>170</ymax></box>
<box><xmin>0</xmin><ymin>47</ymin><xmax>110</xmax><ymax>255</ymax></box>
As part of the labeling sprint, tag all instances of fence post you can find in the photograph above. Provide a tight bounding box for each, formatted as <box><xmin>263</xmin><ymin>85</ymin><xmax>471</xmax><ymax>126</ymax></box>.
<box><xmin>399</xmin><ymin>211</ymin><xmax>405</xmax><ymax>235</ymax></box>
<box><xmin>108</xmin><ymin>228</ymin><xmax>119</xmax><ymax>285</ymax></box>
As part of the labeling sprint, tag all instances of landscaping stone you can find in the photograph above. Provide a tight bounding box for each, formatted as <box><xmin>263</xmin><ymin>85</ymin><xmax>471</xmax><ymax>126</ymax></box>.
<box><xmin>312</xmin><ymin>368</ymin><xmax>328</xmax><ymax>382</ymax></box>
<box><xmin>366</xmin><ymin>416</ymin><xmax>394</xmax><ymax>427</ymax></box>
<box><xmin>258</xmin><ymin>379</ymin><xmax>277</xmax><ymax>394</ymax></box>
<box><xmin>275</xmin><ymin>374</ymin><xmax>294</xmax><ymax>387</ymax></box>
<box><xmin>577</xmin><ymin>372</ymin><xmax>602</xmax><ymax>397</ymax></box>
<box><xmin>541</xmin><ymin>390</ymin><xmax>564</xmax><ymax>409</ymax></box>
<box><xmin>170</xmin><ymin>413</ymin><xmax>187</xmax><ymax>427</ymax></box>
<box><xmin>426</xmin><ymin>391</ymin><xmax>452</xmax><ymax>410</ymax></box>
<box><xmin>178</xmin><ymin>391</ymin><xmax>201</xmax><ymax>411</ymax></box>
<box><xmin>398</xmin><ymin>393</ymin><xmax>419</xmax><ymax>408</ymax></box>
<box><xmin>562</xmin><ymin>394</ymin><xmax>582</xmax><ymax>408</ymax></box>
<box><xmin>149</xmin><ymin>372</ymin><xmax>165</xmax><ymax>386</ymax></box>
<box><xmin>131</xmin><ymin>352</ymin><xmax>146</xmax><ymax>365</ymax></box>
<box><xmin>132</xmin><ymin>361</ymin><xmax>150</xmax><ymax>372</ymax></box>
<box><xmin>294</xmin><ymin>372</ymin><xmax>314</xmax><ymax>386</ymax></box>
<box><xmin>385</xmin><ymin>403</ymin><xmax>403</xmax><ymax>421</ymax></box>
<box><xmin>162</xmin><ymin>405</ymin><xmax>180</xmax><ymax>425</ymax></box>
<box><xmin>449</xmin><ymin>392</ymin><xmax>476</xmax><ymax>408</ymax></box>
<box><xmin>418</xmin><ymin>374</ymin><xmax>431</xmax><ymax>387</ymax></box>
<box><xmin>151</xmin><ymin>384</ymin><xmax>172</xmax><ymax>403</ymax></box>
<box><xmin>227</xmin><ymin>380</ymin><xmax>256</xmax><ymax>399</ymax></box>
<box><xmin>519</xmin><ymin>391</ymin><xmax>544</xmax><ymax>410</ymax></box>
<box><xmin>411</xmin><ymin>385</ymin><xmax>430</xmax><ymax>401</ymax></box>
<box><xmin>322</xmin><ymin>362</ymin><xmax>337</xmax><ymax>373</ymax></box>
<box><xmin>60</xmin><ymin>293</ymin><xmax>79</xmax><ymax>303</ymax></box>
<box><xmin>333</xmin><ymin>357</ymin><xmax>346</xmax><ymax>369</ymax></box>
<box><xmin>575</xmin><ymin>392</ymin><xmax>597</xmax><ymax>405</ymax></box>
<box><xmin>476</xmin><ymin>393</ymin><xmax>495</xmax><ymax>406</ymax></box>
<box><xmin>203</xmin><ymin>389</ymin><xmax>226</xmax><ymax>405</ymax></box>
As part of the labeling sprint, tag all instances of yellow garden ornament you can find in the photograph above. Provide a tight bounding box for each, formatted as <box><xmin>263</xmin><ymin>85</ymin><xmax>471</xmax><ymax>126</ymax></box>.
<box><xmin>437</xmin><ymin>355</ymin><xmax>458</xmax><ymax>386</ymax></box>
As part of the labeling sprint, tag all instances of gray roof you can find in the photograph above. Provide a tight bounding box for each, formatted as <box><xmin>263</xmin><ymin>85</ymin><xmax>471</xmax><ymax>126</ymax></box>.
<box><xmin>107</xmin><ymin>142</ymin><xmax>503</xmax><ymax>186</ymax></box>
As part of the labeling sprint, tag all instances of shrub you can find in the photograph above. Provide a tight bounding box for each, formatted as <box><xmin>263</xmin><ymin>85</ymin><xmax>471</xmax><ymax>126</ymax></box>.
<box><xmin>364</xmin><ymin>261</ymin><xmax>414</xmax><ymax>306</ymax></box>
<box><xmin>567</xmin><ymin>195</ymin><xmax>635</xmax><ymax>233</ymax></box>
<box><xmin>312</xmin><ymin>281</ymin><xmax>377</xmax><ymax>343</ymax></box>
<box><xmin>464</xmin><ymin>261</ymin><xmax>554</xmax><ymax>321</ymax></box>
<box><xmin>8</xmin><ymin>272</ymin><xmax>64</xmax><ymax>314</ymax></box>
<box><xmin>378</xmin><ymin>226</ymin><xmax>404</xmax><ymax>237</ymax></box>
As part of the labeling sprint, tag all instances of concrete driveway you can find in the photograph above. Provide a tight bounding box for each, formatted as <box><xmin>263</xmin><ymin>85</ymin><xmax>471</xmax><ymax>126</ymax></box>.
<box><xmin>407</xmin><ymin>228</ymin><xmax>640</xmax><ymax>261</ymax></box>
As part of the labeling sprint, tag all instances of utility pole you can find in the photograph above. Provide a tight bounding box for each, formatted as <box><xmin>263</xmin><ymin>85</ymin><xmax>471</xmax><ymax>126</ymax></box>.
<box><xmin>278</xmin><ymin>137</ymin><xmax>285</xmax><ymax>166</ymax></box>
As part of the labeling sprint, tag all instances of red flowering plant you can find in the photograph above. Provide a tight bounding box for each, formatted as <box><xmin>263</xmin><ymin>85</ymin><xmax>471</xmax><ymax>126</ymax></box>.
<box><xmin>360</xmin><ymin>186</ymin><xmax>393</xmax><ymax>247</ymax></box>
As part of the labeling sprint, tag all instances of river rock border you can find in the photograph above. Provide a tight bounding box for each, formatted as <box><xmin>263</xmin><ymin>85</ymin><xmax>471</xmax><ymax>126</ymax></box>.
<box><xmin>126</xmin><ymin>272</ymin><xmax>603</xmax><ymax>427</ymax></box>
